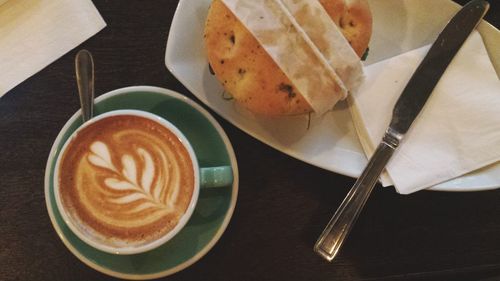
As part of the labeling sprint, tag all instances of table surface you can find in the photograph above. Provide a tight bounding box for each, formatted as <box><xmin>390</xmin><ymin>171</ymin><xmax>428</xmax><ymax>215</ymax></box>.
<box><xmin>1</xmin><ymin>0</ymin><xmax>499</xmax><ymax>280</ymax></box>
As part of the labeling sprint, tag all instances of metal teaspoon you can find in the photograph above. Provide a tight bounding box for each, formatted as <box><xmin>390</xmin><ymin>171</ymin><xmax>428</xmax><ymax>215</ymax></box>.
<box><xmin>75</xmin><ymin>49</ymin><xmax>95</xmax><ymax>123</ymax></box>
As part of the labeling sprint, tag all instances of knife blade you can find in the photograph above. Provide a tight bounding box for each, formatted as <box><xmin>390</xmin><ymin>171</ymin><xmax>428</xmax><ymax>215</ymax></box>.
<box><xmin>314</xmin><ymin>0</ymin><xmax>490</xmax><ymax>262</ymax></box>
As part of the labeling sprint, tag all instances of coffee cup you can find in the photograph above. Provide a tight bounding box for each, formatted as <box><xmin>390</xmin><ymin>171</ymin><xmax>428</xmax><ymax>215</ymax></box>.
<box><xmin>53</xmin><ymin>109</ymin><xmax>233</xmax><ymax>255</ymax></box>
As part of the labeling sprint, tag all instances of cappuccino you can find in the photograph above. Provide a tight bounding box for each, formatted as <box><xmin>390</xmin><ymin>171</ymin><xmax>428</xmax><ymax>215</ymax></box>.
<box><xmin>57</xmin><ymin>113</ymin><xmax>195</xmax><ymax>250</ymax></box>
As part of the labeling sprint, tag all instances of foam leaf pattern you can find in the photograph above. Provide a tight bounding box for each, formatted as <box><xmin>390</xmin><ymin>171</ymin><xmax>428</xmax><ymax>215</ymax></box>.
<box><xmin>121</xmin><ymin>154</ymin><xmax>138</xmax><ymax>184</ymax></box>
<box><xmin>88</xmin><ymin>141</ymin><xmax>116</xmax><ymax>172</ymax></box>
<box><xmin>138</xmin><ymin>148</ymin><xmax>154</xmax><ymax>194</ymax></box>
<box><xmin>104</xmin><ymin>178</ymin><xmax>136</xmax><ymax>191</ymax></box>
<box><xmin>87</xmin><ymin>141</ymin><xmax>169</xmax><ymax>210</ymax></box>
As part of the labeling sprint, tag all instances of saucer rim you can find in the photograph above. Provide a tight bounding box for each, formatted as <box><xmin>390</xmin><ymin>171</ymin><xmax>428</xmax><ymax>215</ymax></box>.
<box><xmin>44</xmin><ymin>85</ymin><xmax>239</xmax><ymax>280</ymax></box>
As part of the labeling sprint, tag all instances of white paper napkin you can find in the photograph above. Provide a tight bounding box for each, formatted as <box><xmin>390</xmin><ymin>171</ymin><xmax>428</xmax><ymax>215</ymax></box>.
<box><xmin>0</xmin><ymin>0</ymin><xmax>106</xmax><ymax>97</ymax></box>
<box><xmin>350</xmin><ymin>31</ymin><xmax>500</xmax><ymax>194</ymax></box>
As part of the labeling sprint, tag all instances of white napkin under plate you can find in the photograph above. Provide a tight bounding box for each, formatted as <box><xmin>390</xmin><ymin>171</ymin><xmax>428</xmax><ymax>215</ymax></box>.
<box><xmin>350</xmin><ymin>31</ymin><xmax>500</xmax><ymax>194</ymax></box>
<box><xmin>0</xmin><ymin>0</ymin><xmax>106</xmax><ymax>97</ymax></box>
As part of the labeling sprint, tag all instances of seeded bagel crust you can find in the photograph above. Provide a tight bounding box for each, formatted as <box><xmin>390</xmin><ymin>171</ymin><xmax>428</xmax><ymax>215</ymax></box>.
<box><xmin>204</xmin><ymin>0</ymin><xmax>372</xmax><ymax>116</ymax></box>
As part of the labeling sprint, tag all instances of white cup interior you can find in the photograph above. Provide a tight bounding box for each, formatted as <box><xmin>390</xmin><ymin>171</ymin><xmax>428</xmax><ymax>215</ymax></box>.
<box><xmin>53</xmin><ymin>109</ymin><xmax>200</xmax><ymax>255</ymax></box>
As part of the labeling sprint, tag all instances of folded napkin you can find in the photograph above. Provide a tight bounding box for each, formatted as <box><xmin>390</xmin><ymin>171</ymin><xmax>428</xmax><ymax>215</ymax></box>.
<box><xmin>0</xmin><ymin>0</ymin><xmax>106</xmax><ymax>97</ymax></box>
<box><xmin>350</xmin><ymin>31</ymin><xmax>500</xmax><ymax>194</ymax></box>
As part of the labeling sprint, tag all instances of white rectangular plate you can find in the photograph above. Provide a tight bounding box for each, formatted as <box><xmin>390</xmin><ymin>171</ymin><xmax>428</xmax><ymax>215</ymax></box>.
<box><xmin>165</xmin><ymin>0</ymin><xmax>500</xmax><ymax>192</ymax></box>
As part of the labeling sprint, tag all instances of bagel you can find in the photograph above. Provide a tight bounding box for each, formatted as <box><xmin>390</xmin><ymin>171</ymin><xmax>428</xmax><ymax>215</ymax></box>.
<box><xmin>204</xmin><ymin>0</ymin><xmax>372</xmax><ymax>116</ymax></box>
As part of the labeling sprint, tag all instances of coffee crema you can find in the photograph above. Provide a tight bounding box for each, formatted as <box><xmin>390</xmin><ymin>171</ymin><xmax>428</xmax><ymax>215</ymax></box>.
<box><xmin>58</xmin><ymin>115</ymin><xmax>195</xmax><ymax>248</ymax></box>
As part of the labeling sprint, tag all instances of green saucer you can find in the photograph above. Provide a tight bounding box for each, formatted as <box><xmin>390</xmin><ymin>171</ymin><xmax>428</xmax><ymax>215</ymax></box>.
<box><xmin>44</xmin><ymin>86</ymin><xmax>239</xmax><ymax>280</ymax></box>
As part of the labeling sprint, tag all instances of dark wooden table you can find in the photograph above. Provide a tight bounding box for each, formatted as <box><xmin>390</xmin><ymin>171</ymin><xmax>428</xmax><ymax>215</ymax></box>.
<box><xmin>1</xmin><ymin>1</ymin><xmax>499</xmax><ymax>280</ymax></box>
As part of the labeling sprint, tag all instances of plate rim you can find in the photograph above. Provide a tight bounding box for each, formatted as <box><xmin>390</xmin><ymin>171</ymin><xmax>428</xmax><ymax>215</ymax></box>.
<box><xmin>44</xmin><ymin>85</ymin><xmax>239</xmax><ymax>280</ymax></box>
<box><xmin>165</xmin><ymin>0</ymin><xmax>500</xmax><ymax>192</ymax></box>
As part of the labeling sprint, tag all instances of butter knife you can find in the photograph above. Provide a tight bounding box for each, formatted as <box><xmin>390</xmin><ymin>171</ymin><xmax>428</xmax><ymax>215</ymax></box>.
<box><xmin>314</xmin><ymin>0</ymin><xmax>490</xmax><ymax>262</ymax></box>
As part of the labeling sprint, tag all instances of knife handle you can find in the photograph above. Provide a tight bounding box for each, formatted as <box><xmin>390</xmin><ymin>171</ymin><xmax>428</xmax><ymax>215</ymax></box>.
<box><xmin>314</xmin><ymin>130</ymin><xmax>401</xmax><ymax>261</ymax></box>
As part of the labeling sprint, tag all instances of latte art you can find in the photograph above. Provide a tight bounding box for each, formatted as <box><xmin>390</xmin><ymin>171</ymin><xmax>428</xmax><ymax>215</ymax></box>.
<box><xmin>58</xmin><ymin>115</ymin><xmax>195</xmax><ymax>248</ymax></box>
<box><xmin>88</xmin><ymin>140</ymin><xmax>178</xmax><ymax>212</ymax></box>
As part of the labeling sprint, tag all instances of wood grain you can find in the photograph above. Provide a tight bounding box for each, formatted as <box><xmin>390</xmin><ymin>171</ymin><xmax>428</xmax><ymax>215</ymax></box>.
<box><xmin>0</xmin><ymin>0</ymin><xmax>499</xmax><ymax>280</ymax></box>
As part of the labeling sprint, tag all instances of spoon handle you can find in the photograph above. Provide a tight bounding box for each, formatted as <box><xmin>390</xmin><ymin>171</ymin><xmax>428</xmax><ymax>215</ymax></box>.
<box><xmin>75</xmin><ymin>50</ymin><xmax>94</xmax><ymax>123</ymax></box>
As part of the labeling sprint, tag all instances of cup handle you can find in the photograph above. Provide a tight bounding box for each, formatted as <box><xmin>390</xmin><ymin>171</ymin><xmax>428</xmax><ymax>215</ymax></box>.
<box><xmin>200</xmin><ymin>166</ymin><xmax>233</xmax><ymax>188</ymax></box>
